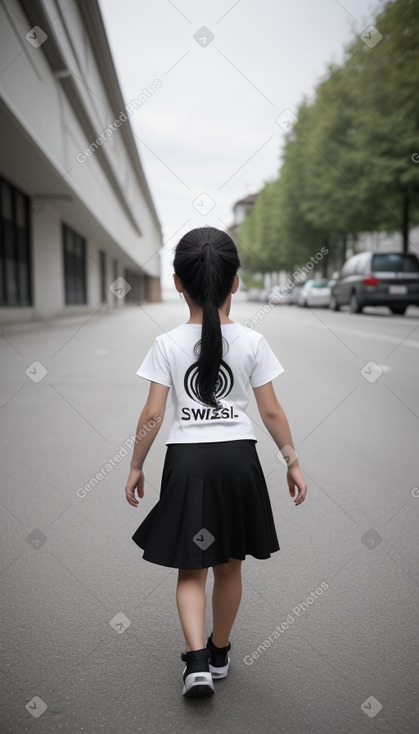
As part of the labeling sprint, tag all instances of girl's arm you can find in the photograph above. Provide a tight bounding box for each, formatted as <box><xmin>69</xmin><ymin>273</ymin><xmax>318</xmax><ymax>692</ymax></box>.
<box><xmin>125</xmin><ymin>381</ymin><xmax>170</xmax><ymax>507</ymax></box>
<box><xmin>253</xmin><ymin>382</ymin><xmax>307</xmax><ymax>506</ymax></box>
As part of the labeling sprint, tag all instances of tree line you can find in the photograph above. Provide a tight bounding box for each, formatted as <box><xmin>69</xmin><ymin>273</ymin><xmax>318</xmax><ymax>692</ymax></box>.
<box><xmin>234</xmin><ymin>0</ymin><xmax>419</xmax><ymax>279</ymax></box>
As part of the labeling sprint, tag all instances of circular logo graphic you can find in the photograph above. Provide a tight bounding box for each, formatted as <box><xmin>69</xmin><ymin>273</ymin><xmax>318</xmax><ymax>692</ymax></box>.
<box><xmin>184</xmin><ymin>360</ymin><xmax>233</xmax><ymax>404</ymax></box>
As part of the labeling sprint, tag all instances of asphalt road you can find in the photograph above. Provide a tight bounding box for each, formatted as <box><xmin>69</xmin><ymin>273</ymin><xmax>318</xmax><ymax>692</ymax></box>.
<box><xmin>1</xmin><ymin>298</ymin><xmax>418</xmax><ymax>734</ymax></box>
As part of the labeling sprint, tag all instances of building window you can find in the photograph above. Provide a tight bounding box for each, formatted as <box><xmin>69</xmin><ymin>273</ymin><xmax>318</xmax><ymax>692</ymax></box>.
<box><xmin>62</xmin><ymin>224</ymin><xmax>87</xmax><ymax>304</ymax></box>
<box><xmin>0</xmin><ymin>177</ymin><xmax>32</xmax><ymax>306</ymax></box>
<box><xmin>124</xmin><ymin>268</ymin><xmax>145</xmax><ymax>303</ymax></box>
<box><xmin>99</xmin><ymin>250</ymin><xmax>106</xmax><ymax>303</ymax></box>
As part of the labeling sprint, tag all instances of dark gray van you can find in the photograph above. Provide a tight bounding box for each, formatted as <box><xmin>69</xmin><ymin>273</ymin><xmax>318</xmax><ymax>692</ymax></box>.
<box><xmin>329</xmin><ymin>252</ymin><xmax>419</xmax><ymax>315</ymax></box>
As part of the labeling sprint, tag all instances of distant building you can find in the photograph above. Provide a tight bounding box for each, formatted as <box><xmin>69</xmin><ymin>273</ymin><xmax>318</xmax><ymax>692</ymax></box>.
<box><xmin>0</xmin><ymin>0</ymin><xmax>162</xmax><ymax>325</ymax></box>
<box><xmin>227</xmin><ymin>194</ymin><xmax>258</xmax><ymax>240</ymax></box>
<box><xmin>350</xmin><ymin>229</ymin><xmax>419</xmax><ymax>259</ymax></box>
<box><xmin>232</xmin><ymin>193</ymin><xmax>258</xmax><ymax>226</ymax></box>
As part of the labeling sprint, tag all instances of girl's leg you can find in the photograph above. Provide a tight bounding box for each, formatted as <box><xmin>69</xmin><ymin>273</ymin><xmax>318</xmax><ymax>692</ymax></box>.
<box><xmin>176</xmin><ymin>567</ymin><xmax>209</xmax><ymax>652</ymax></box>
<box><xmin>211</xmin><ymin>558</ymin><xmax>242</xmax><ymax>647</ymax></box>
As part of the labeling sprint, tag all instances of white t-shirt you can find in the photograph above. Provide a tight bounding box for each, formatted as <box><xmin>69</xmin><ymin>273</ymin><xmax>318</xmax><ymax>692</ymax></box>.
<box><xmin>137</xmin><ymin>321</ymin><xmax>284</xmax><ymax>444</ymax></box>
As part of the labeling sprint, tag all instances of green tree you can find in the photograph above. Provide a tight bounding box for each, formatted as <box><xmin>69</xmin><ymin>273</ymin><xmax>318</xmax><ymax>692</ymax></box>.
<box><xmin>296</xmin><ymin>62</ymin><xmax>376</xmax><ymax>266</ymax></box>
<box><xmin>237</xmin><ymin>0</ymin><xmax>419</xmax><ymax>277</ymax></box>
<box><xmin>276</xmin><ymin>101</ymin><xmax>330</xmax><ymax>272</ymax></box>
<box><xmin>347</xmin><ymin>0</ymin><xmax>419</xmax><ymax>251</ymax></box>
<box><xmin>237</xmin><ymin>180</ymin><xmax>285</xmax><ymax>274</ymax></box>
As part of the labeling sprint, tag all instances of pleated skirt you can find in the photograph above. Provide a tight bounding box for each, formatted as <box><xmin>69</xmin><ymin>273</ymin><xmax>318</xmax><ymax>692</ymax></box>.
<box><xmin>131</xmin><ymin>439</ymin><xmax>280</xmax><ymax>569</ymax></box>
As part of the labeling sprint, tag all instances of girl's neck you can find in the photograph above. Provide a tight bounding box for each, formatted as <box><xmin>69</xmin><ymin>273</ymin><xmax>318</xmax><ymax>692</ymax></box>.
<box><xmin>186</xmin><ymin>300</ymin><xmax>234</xmax><ymax>325</ymax></box>
<box><xmin>187</xmin><ymin>314</ymin><xmax>235</xmax><ymax>325</ymax></box>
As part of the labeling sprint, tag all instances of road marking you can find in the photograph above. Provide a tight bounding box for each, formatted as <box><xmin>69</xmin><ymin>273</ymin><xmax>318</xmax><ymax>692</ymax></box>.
<box><xmin>268</xmin><ymin>312</ymin><xmax>419</xmax><ymax>350</ymax></box>
<box><xmin>328</xmin><ymin>325</ymin><xmax>419</xmax><ymax>350</ymax></box>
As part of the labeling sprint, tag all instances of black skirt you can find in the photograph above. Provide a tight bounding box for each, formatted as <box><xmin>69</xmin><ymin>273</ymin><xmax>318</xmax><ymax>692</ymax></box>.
<box><xmin>131</xmin><ymin>439</ymin><xmax>280</xmax><ymax>569</ymax></box>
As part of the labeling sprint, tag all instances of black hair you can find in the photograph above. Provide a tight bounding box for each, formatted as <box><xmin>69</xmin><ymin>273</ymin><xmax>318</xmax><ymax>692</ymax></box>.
<box><xmin>173</xmin><ymin>226</ymin><xmax>240</xmax><ymax>407</ymax></box>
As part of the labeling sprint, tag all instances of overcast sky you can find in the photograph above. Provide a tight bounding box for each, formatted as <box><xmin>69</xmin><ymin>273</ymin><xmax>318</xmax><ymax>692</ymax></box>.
<box><xmin>98</xmin><ymin>0</ymin><xmax>380</xmax><ymax>291</ymax></box>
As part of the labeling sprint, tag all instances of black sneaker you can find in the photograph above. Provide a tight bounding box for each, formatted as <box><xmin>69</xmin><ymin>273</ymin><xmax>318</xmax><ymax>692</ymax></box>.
<box><xmin>206</xmin><ymin>633</ymin><xmax>231</xmax><ymax>679</ymax></box>
<box><xmin>181</xmin><ymin>648</ymin><xmax>215</xmax><ymax>697</ymax></box>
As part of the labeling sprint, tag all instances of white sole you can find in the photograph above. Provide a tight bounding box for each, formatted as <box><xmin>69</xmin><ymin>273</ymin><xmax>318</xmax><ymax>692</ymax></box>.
<box><xmin>182</xmin><ymin>669</ymin><xmax>215</xmax><ymax>697</ymax></box>
<box><xmin>209</xmin><ymin>656</ymin><xmax>230</xmax><ymax>679</ymax></box>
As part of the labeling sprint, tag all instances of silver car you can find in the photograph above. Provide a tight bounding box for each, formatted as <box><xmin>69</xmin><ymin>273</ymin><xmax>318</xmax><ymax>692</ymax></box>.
<box><xmin>298</xmin><ymin>279</ymin><xmax>331</xmax><ymax>307</ymax></box>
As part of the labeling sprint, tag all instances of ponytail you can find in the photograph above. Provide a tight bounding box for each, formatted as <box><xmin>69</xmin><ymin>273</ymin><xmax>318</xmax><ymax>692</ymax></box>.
<box><xmin>196</xmin><ymin>245</ymin><xmax>223</xmax><ymax>406</ymax></box>
<box><xmin>173</xmin><ymin>227</ymin><xmax>240</xmax><ymax>407</ymax></box>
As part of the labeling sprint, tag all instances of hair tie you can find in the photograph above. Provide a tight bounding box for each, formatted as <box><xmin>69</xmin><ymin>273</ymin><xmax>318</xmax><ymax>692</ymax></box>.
<box><xmin>200</xmin><ymin>242</ymin><xmax>211</xmax><ymax>261</ymax></box>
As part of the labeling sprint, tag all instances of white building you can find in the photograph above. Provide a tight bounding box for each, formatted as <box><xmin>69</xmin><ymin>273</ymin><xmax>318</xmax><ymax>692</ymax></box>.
<box><xmin>230</xmin><ymin>193</ymin><xmax>258</xmax><ymax>229</ymax></box>
<box><xmin>0</xmin><ymin>0</ymin><xmax>162</xmax><ymax>325</ymax></box>
<box><xmin>348</xmin><ymin>228</ymin><xmax>419</xmax><ymax>260</ymax></box>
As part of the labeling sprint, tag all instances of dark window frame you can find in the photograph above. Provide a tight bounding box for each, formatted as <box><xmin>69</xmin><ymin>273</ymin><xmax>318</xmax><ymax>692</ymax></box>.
<box><xmin>112</xmin><ymin>258</ymin><xmax>118</xmax><ymax>303</ymax></box>
<box><xmin>124</xmin><ymin>268</ymin><xmax>145</xmax><ymax>303</ymax></box>
<box><xmin>0</xmin><ymin>177</ymin><xmax>32</xmax><ymax>306</ymax></box>
<box><xmin>99</xmin><ymin>249</ymin><xmax>106</xmax><ymax>303</ymax></box>
<box><xmin>62</xmin><ymin>223</ymin><xmax>87</xmax><ymax>305</ymax></box>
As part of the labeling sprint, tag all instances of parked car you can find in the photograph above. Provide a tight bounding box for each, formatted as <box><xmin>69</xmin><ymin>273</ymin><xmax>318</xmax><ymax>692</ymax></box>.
<box><xmin>246</xmin><ymin>288</ymin><xmax>263</xmax><ymax>302</ymax></box>
<box><xmin>291</xmin><ymin>285</ymin><xmax>303</xmax><ymax>304</ymax></box>
<box><xmin>258</xmin><ymin>288</ymin><xmax>271</xmax><ymax>302</ymax></box>
<box><xmin>329</xmin><ymin>252</ymin><xmax>419</xmax><ymax>314</ymax></box>
<box><xmin>267</xmin><ymin>286</ymin><xmax>294</xmax><ymax>305</ymax></box>
<box><xmin>297</xmin><ymin>279</ymin><xmax>331</xmax><ymax>307</ymax></box>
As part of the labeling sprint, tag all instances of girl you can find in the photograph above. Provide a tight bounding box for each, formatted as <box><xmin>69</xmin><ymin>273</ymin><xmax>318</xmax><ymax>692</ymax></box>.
<box><xmin>125</xmin><ymin>226</ymin><xmax>307</xmax><ymax>698</ymax></box>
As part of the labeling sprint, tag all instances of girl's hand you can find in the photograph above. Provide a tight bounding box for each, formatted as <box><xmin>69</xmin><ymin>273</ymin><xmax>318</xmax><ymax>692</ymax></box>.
<box><xmin>125</xmin><ymin>468</ymin><xmax>145</xmax><ymax>507</ymax></box>
<box><xmin>287</xmin><ymin>464</ymin><xmax>307</xmax><ymax>506</ymax></box>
